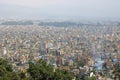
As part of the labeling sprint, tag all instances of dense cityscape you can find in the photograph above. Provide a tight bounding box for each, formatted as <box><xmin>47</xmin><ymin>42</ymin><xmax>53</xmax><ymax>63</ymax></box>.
<box><xmin>0</xmin><ymin>19</ymin><xmax>120</xmax><ymax>80</ymax></box>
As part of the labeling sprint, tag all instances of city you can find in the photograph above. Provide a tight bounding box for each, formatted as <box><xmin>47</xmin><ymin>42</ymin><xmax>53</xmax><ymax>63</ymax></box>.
<box><xmin>0</xmin><ymin>0</ymin><xmax>120</xmax><ymax>80</ymax></box>
<box><xmin>0</xmin><ymin>20</ymin><xmax>120</xmax><ymax>80</ymax></box>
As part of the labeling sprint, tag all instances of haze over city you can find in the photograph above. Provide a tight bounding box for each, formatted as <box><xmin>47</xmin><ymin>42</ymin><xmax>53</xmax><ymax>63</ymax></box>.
<box><xmin>0</xmin><ymin>0</ymin><xmax>120</xmax><ymax>19</ymax></box>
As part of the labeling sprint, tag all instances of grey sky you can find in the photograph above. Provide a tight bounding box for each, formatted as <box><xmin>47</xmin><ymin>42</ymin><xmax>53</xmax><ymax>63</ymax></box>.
<box><xmin>0</xmin><ymin>0</ymin><xmax>120</xmax><ymax>19</ymax></box>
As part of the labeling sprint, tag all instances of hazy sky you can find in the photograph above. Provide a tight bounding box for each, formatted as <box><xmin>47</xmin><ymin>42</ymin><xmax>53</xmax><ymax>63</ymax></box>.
<box><xmin>0</xmin><ymin>0</ymin><xmax>120</xmax><ymax>19</ymax></box>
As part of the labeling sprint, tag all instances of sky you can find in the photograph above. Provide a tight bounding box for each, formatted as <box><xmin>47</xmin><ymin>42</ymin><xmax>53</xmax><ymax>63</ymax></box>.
<box><xmin>0</xmin><ymin>0</ymin><xmax>120</xmax><ymax>19</ymax></box>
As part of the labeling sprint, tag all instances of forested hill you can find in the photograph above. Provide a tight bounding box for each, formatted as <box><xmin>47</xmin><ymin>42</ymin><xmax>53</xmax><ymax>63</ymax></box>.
<box><xmin>39</xmin><ymin>21</ymin><xmax>85</xmax><ymax>27</ymax></box>
<box><xmin>1</xmin><ymin>20</ymin><xmax>120</xmax><ymax>27</ymax></box>
<box><xmin>1</xmin><ymin>21</ymin><xmax>33</xmax><ymax>25</ymax></box>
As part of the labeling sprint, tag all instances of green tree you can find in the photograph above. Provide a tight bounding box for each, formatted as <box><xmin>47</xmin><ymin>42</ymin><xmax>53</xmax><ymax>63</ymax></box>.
<box><xmin>28</xmin><ymin>59</ymin><xmax>54</xmax><ymax>80</ymax></box>
<box><xmin>77</xmin><ymin>61</ymin><xmax>84</xmax><ymax>67</ymax></box>
<box><xmin>85</xmin><ymin>76</ymin><xmax>96</xmax><ymax>80</ymax></box>
<box><xmin>54</xmin><ymin>68</ymin><xmax>73</xmax><ymax>80</ymax></box>
<box><xmin>0</xmin><ymin>58</ymin><xmax>28</xmax><ymax>80</ymax></box>
<box><xmin>28</xmin><ymin>59</ymin><xmax>73</xmax><ymax>80</ymax></box>
<box><xmin>113</xmin><ymin>62</ymin><xmax>120</xmax><ymax>79</ymax></box>
<box><xmin>0</xmin><ymin>58</ymin><xmax>19</xmax><ymax>80</ymax></box>
<box><xmin>0</xmin><ymin>58</ymin><xmax>12</xmax><ymax>72</ymax></box>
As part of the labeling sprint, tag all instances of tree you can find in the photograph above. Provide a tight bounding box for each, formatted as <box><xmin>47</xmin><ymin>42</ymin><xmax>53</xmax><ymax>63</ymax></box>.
<box><xmin>0</xmin><ymin>58</ymin><xmax>20</xmax><ymax>80</ymax></box>
<box><xmin>86</xmin><ymin>76</ymin><xmax>96</xmax><ymax>80</ymax></box>
<box><xmin>77</xmin><ymin>61</ymin><xmax>84</xmax><ymax>67</ymax></box>
<box><xmin>0</xmin><ymin>58</ymin><xmax>73</xmax><ymax>80</ymax></box>
<box><xmin>0</xmin><ymin>58</ymin><xmax>28</xmax><ymax>80</ymax></box>
<box><xmin>0</xmin><ymin>58</ymin><xmax>12</xmax><ymax>72</ymax></box>
<box><xmin>28</xmin><ymin>59</ymin><xmax>73</xmax><ymax>80</ymax></box>
<box><xmin>54</xmin><ymin>68</ymin><xmax>73</xmax><ymax>80</ymax></box>
<box><xmin>113</xmin><ymin>62</ymin><xmax>120</xmax><ymax>79</ymax></box>
<box><xmin>28</xmin><ymin>59</ymin><xmax>54</xmax><ymax>80</ymax></box>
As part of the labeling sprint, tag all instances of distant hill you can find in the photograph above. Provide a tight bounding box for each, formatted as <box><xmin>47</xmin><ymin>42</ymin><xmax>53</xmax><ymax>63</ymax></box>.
<box><xmin>1</xmin><ymin>21</ymin><xmax>33</xmax><ymax>25</ymax></box>
<box><xmin>1</xmin><ymin>20</ymin><xmax>120</xmax><ymax>27</ymax></box>
<box><xmin>38</xmin><ymin>21</ymin><xmax>120</xmax><ymax>27</ymax></box>
<box><xmin>39</xmin><ymin>21</ymin><xmax>91</xmax><ymax>27</ymax></box>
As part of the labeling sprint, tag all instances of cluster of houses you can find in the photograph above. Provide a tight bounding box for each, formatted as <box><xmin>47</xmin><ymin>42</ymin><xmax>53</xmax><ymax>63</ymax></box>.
<box><xmin>0</xmin><ymin>24</ymin><xmax>120</xmax><ymax>79</ymax></box>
